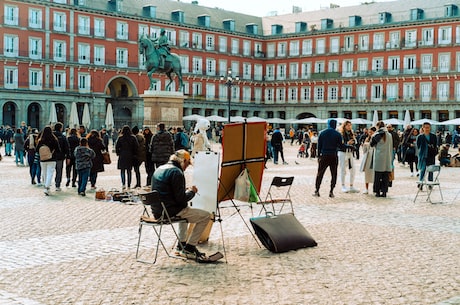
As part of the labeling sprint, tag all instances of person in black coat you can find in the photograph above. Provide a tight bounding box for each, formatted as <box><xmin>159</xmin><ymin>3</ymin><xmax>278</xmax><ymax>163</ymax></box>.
<box><xmin>115</xmin><ymin>125</ymin><xmax>139</xmax><ymax>190</ymax></box>
<box><xmin>66</xmin><ymin>128</ymin><xmax>80</xmax><ymax>187</ymax></box>
<box><xmin>87</xmin><ymin>129</ymin><xmax>106</xmax><ymax>190</ymax></box>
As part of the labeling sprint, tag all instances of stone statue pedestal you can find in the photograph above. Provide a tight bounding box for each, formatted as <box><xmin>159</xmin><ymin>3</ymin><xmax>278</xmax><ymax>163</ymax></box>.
<box><xmin>141</xmin><ymin>90</ymin><xmax>185</xmax><ymax>128</ymax></box>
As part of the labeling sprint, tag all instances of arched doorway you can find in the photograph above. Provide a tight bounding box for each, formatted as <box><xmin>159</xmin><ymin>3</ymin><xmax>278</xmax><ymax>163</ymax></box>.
<box><xmin>27</xmin><ymin>103</ymin><xmax>41</xmax><ymax>129</ymax></box>
<box><xmin>3</xmin><ymin>102</ymin><xmax>16</xmax><ymax>127</ymax></box>
<box><xmin>105</xmin><ymin>76</ymin><xmax>142</xmax><ymax>129</ymax></box>
<box><xmin>56</xmin><ymin>103</ymin><xmax>66</xmax><ymax>126</ymax></box>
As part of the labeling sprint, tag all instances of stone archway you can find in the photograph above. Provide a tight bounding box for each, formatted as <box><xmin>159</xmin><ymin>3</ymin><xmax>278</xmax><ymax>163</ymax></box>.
<box><xmin>3</xmin><ymin>102</ymin><xmax>17</xmax><ymax>127</ymax></box>
<box><xmin>27</xmin><ymin>103</ymin><xmax>41</xmax><ymax>129</ymax></box>
<box><xmin>105</xmin><ymin>76</ymin><xmax>142</xmax><ymax>129</ymax></box>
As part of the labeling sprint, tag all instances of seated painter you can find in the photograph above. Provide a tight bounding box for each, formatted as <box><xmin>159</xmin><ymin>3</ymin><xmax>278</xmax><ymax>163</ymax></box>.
<box><xmin>151</xmin><ymin>149</ymin><xmax>210</xmax><ymax>260</ymax></box>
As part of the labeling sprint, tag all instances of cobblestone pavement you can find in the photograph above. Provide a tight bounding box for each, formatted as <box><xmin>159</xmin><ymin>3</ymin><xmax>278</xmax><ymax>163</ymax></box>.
<box><xmin>0</xmin><ymin>143</ymin><xmax>459</xmax><ymax>305</ymax></box>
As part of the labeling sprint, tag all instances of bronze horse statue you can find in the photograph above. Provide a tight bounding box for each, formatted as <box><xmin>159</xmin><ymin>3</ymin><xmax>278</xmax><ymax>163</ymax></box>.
<box><xmin>138</xmin><ymin>35</ymin><xmax>184</xmax><ymax>91</ymax></box>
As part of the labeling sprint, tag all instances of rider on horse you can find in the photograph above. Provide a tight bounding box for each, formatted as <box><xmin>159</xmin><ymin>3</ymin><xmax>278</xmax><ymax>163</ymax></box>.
<box><xmin>151</xmin><ymin>29</ymin><xmax>170</xmax><ymax>69</ymax></box>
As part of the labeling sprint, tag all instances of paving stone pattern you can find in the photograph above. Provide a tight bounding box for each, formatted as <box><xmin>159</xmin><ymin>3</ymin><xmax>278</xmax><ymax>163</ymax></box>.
<box><xmin>0</xmin><ymin>143</ymin><xmax>459</xmax><ymax>305</ymax></box>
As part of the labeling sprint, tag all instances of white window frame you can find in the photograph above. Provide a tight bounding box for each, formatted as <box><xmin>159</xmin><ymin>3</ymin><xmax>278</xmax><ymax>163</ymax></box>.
<box><xmin>78</xmin><ymin>73</ymin><xmax>91</xmax><ymax>93</ymax></box>
<box><xmin>328</xmin><ymin>60</ymin><xmax>339</xmax><ymax>73</ymax></box>
<box><xmin>371</xmin><ymin>84</ymin><xmax>383</xmax><ymax>102</ymax></box>
<box><xmin>266</xmin><ymin>65</ymin><xmax>275</xmax><ymax>81</ymax></box>
<box><xmin>422</xmin><ymin>28</ymin><xmax>434</xmax><ymax>45</ymax></box>
<box><xmin>316</xmin><ymin>38</ymin><xmax>325</xmax><ymax>54</ymax></box>
<box><xmin>421</xmin><ymin>54</ymin><xmax>432</xmax><ymax>73</ymax></box>
<box><xmin>301</xmin><ymin>62</ymin><xmax>311</xmax><ymax>79</ymax></box>
<box><xmin>330</xmin><ymin>37</ymin><xmax>339</xmax><ymax>54</ymax></box>
<box><xmin>265</xmin><ymin>88</ymin><xmax>274</xmax><ymax>103</ymax></box>
<box><xmin>206</xmin><ymin>58</ymin><xmax>216</xmax><ymax>76</ymax></box>
<box><xmin>192</xmin><ymin>57</ymin><xmax>203</xmax><ymax>74</ymax></box>
<box><xmin>386</xmin><ymin>83</ymin><xmax>398</xmax><ymax>101</ymax></box>
<box><xmin>94</xmin><ymin>18</ymin><xmax>105</xmax><ymax>37</ymax></box>
<box><xmin>94</xmin><ymin>45</ymin><xmax>105</xmax><ymax>65</ymax></box>
<box><xmin>359</xmin><ymin>34</ymin><xmax>369</xmax><ymax>51</ymax></box>
<box><xmin>314</xmin><ymin>86</ymin><xmax>324</xmax><ymax>103</ymax></box>
<box><xmin>242</xmin><ymin>63</ymin><xmax>251</xmax><ymax>80</ymax></box>
<box><xmin>289</xmin><ymin>63</ymin><xmax>298</xmax><ymax>80</ymax></box>
<box><xmin>29</xmin><ymin>69</ymin><xmax>43</xmax><ymax>90</ymax></box>
<box><xmin>438</xmin><ymin>27</ymin><xmax>452</xmax><ymax>45</ymax></box>
<box><xmin>289</xmin><ymin>40</ymin><xmax>299</xmax><ymax>56</ymax></box>
<box><xmin>180</xmin><ymin>55</ymin><xmax>189</xmax><ymax>74</ymax></box>
<box><xmin>302</xmin><ymin>39</ymin><xmax>312</xmax><ymax>55</ymax></box>
<box><xmin>328</xmin><ymin>86</ymin><xmax>338</xmax><ymax>102</ymax></box>
<box><xmin>405</xmin><ymin>30</ymin><xmax>417</xmax><ymax>48</ymax></box>
<box><xmin>78</xmin><ymin>15</ymin><xmax>90</xmax><ymax>35</ymax></box>
<box><xmin>205</xmin><ymin>34</ymin><xmax>215</xmax><ymax>51</ymax></box>
<box><xmin>5</xmin><ymin>5</ymin><xmax>19</xmax><ymax>26</ymax></box>
<box><xmin>53</xmin><ymin>12</ymin><xmax>66</xmax><ymax>32</ymax></box>
<box><xmin>388</xmin><ymin>56</ymin><xmax>400</xmax><ymax>75</ymax></box>
<box><xmin>254</xmin><ymin>64</ymin><xmax>263</xmax><ymax>81</ymax></box>
<box><xmin>439</xmin><ymin>53</ymin><xmax>450</xmax><ymax>73</ymax></box>
<box><xmin>192</xmin><ymin>33</ymin><xmax>202</xmax><ymax>49</ymax></box>
<box><xmin>116</xmin><ymin>48</ymin><xmax>128</xmax><ymax>68</ymax></box>
<box><xmin>357</xmin><ymin>85</ymin><xmax>367</xmax><ymax>102</ymax></box>
<box><xmin>206</xmin><ymin>83</ymin><xmax>215</xmax><ymax>100</ymax></box>
<box><xmin>437</xmin><ymin>82</ymin><xmax>449</xmax><ymax>101</ymax></box>
<box><xmin>179</xmin><ymin>31</ymin><xmax>190</xmax><ymax>48</ymax></box>
<box><xmin>219</xmin><ymin>36</ymin><xmax>227</xmax><ymax>53</ymax></box>
<box><xmin>116</xmin><ymin>21</ymin><xmax>129</xmax><ymax>40</ymax></box>
<box><xmin>29</xmin><ymin>37</ymin><xmax>42</xmax><ymax>59</ymax></box>
<box><xmin>344</xmin><ymin>36</ymin><xmax>354</xmax><ymax>51</ymax></box>
<box><xmin>420</xmin><ymin>82</ymin><xmax>432</xmax><ymax>102</ymax></box>
<box><xmin>277</xmin><ymin>64</ymin><xmax>286</xmax><ymax>80</ymax></box>
<box><xmin>29</xmin><ymin>8</ymin><xmax>42</xmax><ymax>29</ymax></box>
<box><xmin>4</xmin><ymin>66</ymin><xmax>18</xmax><ymax>89</ymax></box>
<box><xmin>78</xmin><ymin>43</ymin><xmax>90</xmax><ymax>64</ymax></box>
<box><xmin>301</xmin><ymin>87</ymin><xmax>311</xmax><ymax>103</ymax></box>
<box><xmin>288</xmin><ymin>87</ymin><xmax>298</xmax><ymax>102</ymax></box>
<box><xmin>267</xmin><ymin>43</ymin><xmax>275</xmax><ymax>58</ymax></box>
<box><xmin>404</xmin><ymin>55</ymin><xmax>416</xmax><ymax>73</ymax></box>
<box><xmin>373</xmin><ymin>33</ymin><xmax>384</xmax><ymax>50</ymax></box>
<box><xmin>53</xmin><ymin>71</ymin><xmax>66</xmax><ymax>92</ymax></box>
<box><xmin>277</xmin><ymin>42</ymin><xmax>286</xmax><ymax>57</ymax></box>
<box><xmin>243</xmin><ymin>40</ymin><xmax>251</xmax><ymax>56</ymax></box>
<box><xmin>231</xmin><ymin>39</ymin><xmax>239</xmax><ymax>55</ymax></box>
<box><xmin>277</xmin><ymin>88</ymin><xmax>285</xmax><ymax>103</ymax></box>
<box><xmin>314</xmin><ymin>61</ymin><xmax>325</xmax><ymax>73</ymax></box>
<box><xmin>53</xmin><ymin>40</ymin><xmax>66</xmax><ymax>62</ymax></box>
<box><xmin>403</xmin><ymin>83</ymin><xmax>415</xmax><ymax>100</ymax></box>
<box><xmin>4</xmin><ymin>34</ymin><xmax>19</xmax><ymax>57</ymax></box>
<box><xmin>341</xmin><ymin>86</ymin><xmax>352</xmax><ymax>102</ymax></box>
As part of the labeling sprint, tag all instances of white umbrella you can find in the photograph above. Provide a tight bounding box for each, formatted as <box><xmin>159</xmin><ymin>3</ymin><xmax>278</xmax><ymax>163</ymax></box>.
<box><xmin>410</xmin><ymin>119</ymin><xmax>440</xmax><ymax>126</ymax></box>
<box><xmin>206</xmin><ymin>115</ymin><xmax>228</xmax><ymax>122</ymax></box>
<box><xmin>246</xmin><ymin>116</ymin><xmax>267</xmax><ymax>122</ymax></box>
<box><xmin>404</xmin><ymin>110</ymin><xmax>411</xmax><ymax>128</ymax></box>
<box><xmin>383</xmin><ymin>118</ymin><xmax>404</xmax><ymax>125</ymax></box>
<box><xmin>182</xmin><ymin>114</ymin><xmax>204</xmax><ymax>121</ymax></box>
<box><xmin>267</xmin><ymin>118</ymin><xmax>287</xmax><ymax>124</ymax></box>
<box><xmin>230</xmin><ymin>116</ymin><xmax>246</xmax><ymax>122</ymax></box>
<box><xmin>69</xmin><ymin>102</ymin><xmax>79</xmax><ymax>128</ymax></box>
<box><xmin>48</xmin><ymin>102</ymin><xmax>58</xmax><ymax>124</ymax></box>
<box><xmin>439</xmin><ymin>118</ymin><xmax>460</xmax><ymax>126</ymax></box>
<box><xmin>350</xmin><ymin>118</ymin><xmax>372</xmax><ymax>125</ymax></box>
<box><xmin>82</xmin><ymin>103</ymin><xmax>91</xmax><ymax>129</ymax></box>
<box><xmin>293</xmin><ymin>117</ymin><xmax>325</xmax><ymax>124</ymax></box>
<box><xmin>372</xmin><ymin>110</ymin><xmax>379</xmax><ymax>126</ymax></box>
<box><xmin>105</xmin><ymin>103</ymin><xmax>114</xmax><ymax>130</ymax></box>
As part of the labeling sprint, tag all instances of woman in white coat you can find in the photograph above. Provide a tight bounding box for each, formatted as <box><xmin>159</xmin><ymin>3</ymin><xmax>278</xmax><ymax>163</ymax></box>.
<box><xmin>360</xmin><ymin>127</ymin><xmax>376</xmax><ymax>194</ymax></box>
<box><xmin>370</xmin><ymin>121</ymin><xmax>393</xmax><ymax>197</ymax></box>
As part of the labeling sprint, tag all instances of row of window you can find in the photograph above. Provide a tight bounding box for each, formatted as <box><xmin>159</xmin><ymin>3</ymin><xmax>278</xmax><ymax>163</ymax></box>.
<box><xmin>5</xmin><ymin>4</ymin><xmax>460</xmax><ymax>60</ymax></box>
<box><xmin>4</xmin><ymin>66</ymin><xmax>460</xmax><ymax>103</ymax></box>
<box><xmin>5</xmin><ymin>36</ymin><xmax>460</xmax><ymax>80</ymax></box>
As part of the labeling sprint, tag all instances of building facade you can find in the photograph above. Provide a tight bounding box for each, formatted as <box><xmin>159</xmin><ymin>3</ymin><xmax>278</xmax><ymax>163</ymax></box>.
<box><xmin>1</xmin><ymin>0</ymin><xmax>460</xmax><ymax>130</ymax></box>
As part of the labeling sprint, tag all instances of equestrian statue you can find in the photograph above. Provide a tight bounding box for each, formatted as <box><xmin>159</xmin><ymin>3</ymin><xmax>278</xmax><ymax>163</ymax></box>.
<box><xmin>138</xmin><ymin>29</ymin><xmax>184</xmax><ymax>91</ymax></box>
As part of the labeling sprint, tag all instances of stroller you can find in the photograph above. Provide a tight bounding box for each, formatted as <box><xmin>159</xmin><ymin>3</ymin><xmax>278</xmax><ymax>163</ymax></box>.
<box><xmin>297</xmin><ymin>143</ymin><xmax>308</xmax><ymax>158</ymax></box>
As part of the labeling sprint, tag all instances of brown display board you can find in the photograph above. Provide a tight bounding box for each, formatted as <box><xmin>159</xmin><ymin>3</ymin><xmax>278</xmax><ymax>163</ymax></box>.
<box><xmin>217</xmin><ymin>122</ymin><xmax>267</xmax><ymax>203</ymax></box>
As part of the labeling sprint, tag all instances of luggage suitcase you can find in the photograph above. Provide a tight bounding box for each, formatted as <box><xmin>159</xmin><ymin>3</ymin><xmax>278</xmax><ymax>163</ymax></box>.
<box><xmin>250</xmin><ymin>213</ymin><xmax>317</xmax><ymax>253</ymax></box>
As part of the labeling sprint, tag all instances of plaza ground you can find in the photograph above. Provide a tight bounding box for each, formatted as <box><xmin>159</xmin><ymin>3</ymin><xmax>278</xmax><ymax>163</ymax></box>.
<box><xmin>0</xmin><ymin>143</ymin><xmax>459</xmax><ymax>305</ymax></box>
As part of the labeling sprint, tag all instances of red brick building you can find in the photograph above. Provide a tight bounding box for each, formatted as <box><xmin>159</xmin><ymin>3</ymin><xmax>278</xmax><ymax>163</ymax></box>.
<box><xmin>1</xmin><ymin>0</ymin><xmax>459</xmax><ymax>130</ymax></box>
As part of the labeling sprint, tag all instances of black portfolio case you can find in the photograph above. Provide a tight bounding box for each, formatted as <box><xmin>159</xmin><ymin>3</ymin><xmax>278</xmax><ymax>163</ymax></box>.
<box><xmin>250</xmin><ymin>213</ymin><xmax>317</xmax><ymax>253</ymax></box>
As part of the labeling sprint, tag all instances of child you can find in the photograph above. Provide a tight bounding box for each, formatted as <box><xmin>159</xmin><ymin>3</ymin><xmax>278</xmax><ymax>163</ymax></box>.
<box><xmin>297</xmin><ymin>143</ymin><xmax>306</xmax><ymax>158</ymax></box>
<box><xmin>74</xmin><ymin>138</ymin><xmax>95</xmax><ymax>196</ymax></box>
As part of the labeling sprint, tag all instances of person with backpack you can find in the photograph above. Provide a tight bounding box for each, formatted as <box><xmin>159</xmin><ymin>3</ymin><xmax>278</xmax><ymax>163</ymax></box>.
<box><xmin>37</xmin><ymin>126</ymin><xmax>61</xmax><ymax>196</ymax></box>
<box><xmin>74</xmin><ymin>138</ymin><xmax>95</xmax><ymax>196</ymax></box>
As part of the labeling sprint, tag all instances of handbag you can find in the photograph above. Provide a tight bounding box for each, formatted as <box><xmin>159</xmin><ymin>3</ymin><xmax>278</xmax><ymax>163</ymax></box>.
<box><xmin>102</xmin><ymin>151</ymin><xmax>111</xmax><ymax>164</ymax></box>
<box><xmin>95</xmin><ymin>188</ymin><xmax>106</xmax><ymax>200</ymax></box>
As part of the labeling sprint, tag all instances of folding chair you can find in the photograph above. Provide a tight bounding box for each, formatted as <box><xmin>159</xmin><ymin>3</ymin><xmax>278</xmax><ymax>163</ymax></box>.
<box><xmin>257</xmin><ymin>176</ymin><xmax>295</xmax><ymax>215</ymax></box>
<box><xmin>413</xmin><ymin>165</ymin><xmax>444</xmax><ymax>204</ymax></box>
<box><xmin>136</xmin><ymin>190</ymin><xmax>188</xmax><ymax>264</ymax></box>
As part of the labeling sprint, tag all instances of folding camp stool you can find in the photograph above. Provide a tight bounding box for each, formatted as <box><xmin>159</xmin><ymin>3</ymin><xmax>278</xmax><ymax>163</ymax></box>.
<box><xmin>136</xmin><ymin>190</ymin><xmax>188</xmax><ymax>264</ymax></box>
<box><xmin>413</xmin><ymin>165</ymin><xmax>444</xmax><ymax>204</ymax></box>
<box><xmin>257</xmin><ymin>176</ymin><xmax>295</xmax><ymax>215</ymax></box>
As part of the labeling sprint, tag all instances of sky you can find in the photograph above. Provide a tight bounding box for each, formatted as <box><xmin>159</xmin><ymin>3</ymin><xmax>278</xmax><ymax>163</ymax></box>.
<box><xmin>186</xmin><ymin>0</ymin><xmax>395</xmax><ymax>17</ymax></box>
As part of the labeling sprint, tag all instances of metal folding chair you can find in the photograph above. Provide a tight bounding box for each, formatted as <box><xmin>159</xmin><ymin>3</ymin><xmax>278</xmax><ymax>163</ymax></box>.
<box><xmin>135</xmin><ymin>190</ymin><xmax>188</xmax><ymax>264</ymax></box>
<box><xmin>257</xmin><ymin>176</ymin><xmax>295</xmax><ymax>215</ymax></box>
<box><xmin>414</xmin><ymin>165</ymin><xmax>443</xmax><ymax>204</ymax></box>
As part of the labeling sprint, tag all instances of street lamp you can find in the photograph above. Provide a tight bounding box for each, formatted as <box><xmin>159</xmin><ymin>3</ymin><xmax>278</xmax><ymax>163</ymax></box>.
<box><xmin>220</xmin><ymin>69</ymin><xmax>239</xmax><ymax>123</ymax></box>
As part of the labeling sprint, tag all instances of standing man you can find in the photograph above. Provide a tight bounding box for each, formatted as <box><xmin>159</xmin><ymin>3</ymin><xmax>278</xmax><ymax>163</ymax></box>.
<box><xmin>271</xmin><ymin>127</ymin><xmax>288</xmax><ymax>165</ymax></box>
<box><xmin>313</xmin><ymin>119</ymin><xmax>344</xmax><ymax>198</ymax></box>
<box><xmin>150</xmin><ymin>122</ymin><xmax>175</xmax><ymax>171</ymax></box>
<box><xmin>416</xmin><ymin>122</ymin><xmax>438</xmax><ymax>188</ymax></box>
<box><xmin>152</xmin><ymin>150</ymin><xmax>211</xmax><ymax>260</ymax></box>
<box><xmin>53</xmin><ymin>122</ymin><xmax>69</xmax><ymax>192</ymax></box>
